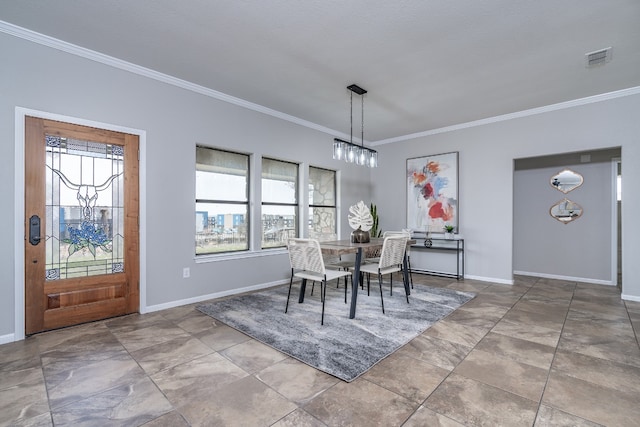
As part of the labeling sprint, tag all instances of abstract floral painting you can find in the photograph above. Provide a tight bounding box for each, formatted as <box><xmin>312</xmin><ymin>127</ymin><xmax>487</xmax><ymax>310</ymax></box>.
<box><xmin>407</xmin><ymin>152</ymin><xmax>458</xmax><ymax>232</ymax></box>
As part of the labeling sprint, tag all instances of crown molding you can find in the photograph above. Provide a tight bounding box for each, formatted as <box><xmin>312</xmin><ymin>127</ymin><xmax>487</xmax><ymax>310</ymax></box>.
<box><xmin>0</xmin><ymin>21</ymin><xmax>347</xmax><ymax>140</ymax></box>
<box><xmin>372</xmin><ymin>86</ymin><xmax>640</xmax><ymax>146</ymax></box>
<box><xmin>3</xmin><ymin>20</ymin><xmax>639</xmax><ymax>146</ymax></box>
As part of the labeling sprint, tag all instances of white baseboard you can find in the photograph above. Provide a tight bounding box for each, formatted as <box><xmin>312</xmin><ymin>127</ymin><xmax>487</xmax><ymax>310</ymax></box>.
<box><xmin>622</xmin><ymin>293</ymin><xmax>640</xmax><ymax>302</ymax></box>
<box><xmin>143</xmin><ymin>279</ymin><xmax>289</xmax><ymax>313</ymax></box>
<box><xmin>513</xmin><ymin>271</ymin><xmax>614</xmax><ymax>286</ymax></box>
<box><xmin>463</xmin><ymin>274</ymin><xmax>514</xmax><ymax>285</ymax></box>
<box><xmin>0</xmin><ymin>333</ymin><xmax>16</xmax><ymax>345</ymax></box>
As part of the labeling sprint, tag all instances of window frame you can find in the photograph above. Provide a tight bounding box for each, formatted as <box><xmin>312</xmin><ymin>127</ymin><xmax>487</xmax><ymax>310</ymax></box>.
<box><xmin>195</xmin><ymin>145</ymin><xmax>250</xmax><ymax>256</ymax></box>
<box><xmin>308</xmin><ymin>166</ymin><xmax>337</xmax><ymax>239</ymax></box>
<box><xmin>261</xmin><ymin>157</ymin><xmax>299</xmax><ymax>249</ymax></box>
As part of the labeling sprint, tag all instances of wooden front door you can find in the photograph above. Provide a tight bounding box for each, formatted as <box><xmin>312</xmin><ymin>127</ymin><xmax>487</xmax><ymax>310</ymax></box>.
<box><xmin>25</xmin><ymin>117</ymin><xmax>139</xmax><ymax>335</ymax></box>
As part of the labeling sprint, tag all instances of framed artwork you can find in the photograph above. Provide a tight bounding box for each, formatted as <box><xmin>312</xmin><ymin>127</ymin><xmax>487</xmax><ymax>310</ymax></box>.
<box><xmin>406</xmin><ymin>151</ymin><xmax>459</xmax><ymax>233</ymax></box>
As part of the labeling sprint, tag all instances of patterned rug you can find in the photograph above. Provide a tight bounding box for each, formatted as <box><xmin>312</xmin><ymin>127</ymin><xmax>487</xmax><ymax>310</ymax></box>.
<box><xmin>197</xmin><ymin>281</ymin><xmax>474</xmax><ymax>382</ymax></box>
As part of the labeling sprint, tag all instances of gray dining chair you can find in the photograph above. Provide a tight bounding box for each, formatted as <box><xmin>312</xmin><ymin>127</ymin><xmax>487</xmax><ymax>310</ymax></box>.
<box><xmin>285</xmin><ymin>238</ymin><xmax>353</xmax><ymax>325</ymax></box>
<box><xmin>358</xmin><ymin>234</ymin><xmax>410</xmax><ymax>314</ymax></box>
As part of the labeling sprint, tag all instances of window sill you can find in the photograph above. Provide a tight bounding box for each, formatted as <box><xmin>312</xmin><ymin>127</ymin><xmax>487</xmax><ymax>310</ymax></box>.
<box><xmin>195</xmin><ymin>247</ymin><xmax>287</xmax><ymax>263</ymax></box>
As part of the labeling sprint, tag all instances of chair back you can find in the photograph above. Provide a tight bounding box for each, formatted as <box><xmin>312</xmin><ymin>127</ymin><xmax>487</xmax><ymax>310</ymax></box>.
<box><xmin>378</xmin><ymin>234</ymin><xmax>409</xmax><ymax>269</ymax></box>
<box><xmin>383</xmin><ymin>230</ymin><xmax>412</xmax><ymax>254</ymax></box>
<box><xmin>309</xmin><ymin>231</ymin><xmax>337</xmax><ymax>242</ymax></box>
<box><xmin>383</xmin><ymin>229</ymin><xmax>411</xmax><ymax>238</ymax></box>
<box><xmin>287</xmin><ymin>238</ymin><xmax>325</xmax><ymax>275</ymax></box>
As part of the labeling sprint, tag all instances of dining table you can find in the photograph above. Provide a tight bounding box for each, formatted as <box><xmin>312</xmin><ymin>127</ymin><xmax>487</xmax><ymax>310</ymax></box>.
<box><xmin>297</xmin><ymin>238</ymin><xmax>414</xmax><ymax>319</ymax></box>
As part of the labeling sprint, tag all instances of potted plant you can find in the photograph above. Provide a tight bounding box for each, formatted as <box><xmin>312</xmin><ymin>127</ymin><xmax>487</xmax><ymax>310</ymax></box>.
<box><xmin>348</xmin><ymin>201</ymin><xmax>373</xmax><ymax>243</ymax></box>
<box><xmin>370</xmin><ymin>203</ymin><xmax>382</xmax><ymax>238</ymax></box>
<box><xmin>443</xmin><ymin>224</ymin><xmax>455</xmax><ymax>239</ymax></box>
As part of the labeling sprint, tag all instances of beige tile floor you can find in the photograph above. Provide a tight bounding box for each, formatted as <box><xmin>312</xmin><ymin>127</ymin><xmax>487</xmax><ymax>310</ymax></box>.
<box><xmin>2</xmin><ymin>275</ymin><xmax>640</xmax><ymax>426</ymax></box>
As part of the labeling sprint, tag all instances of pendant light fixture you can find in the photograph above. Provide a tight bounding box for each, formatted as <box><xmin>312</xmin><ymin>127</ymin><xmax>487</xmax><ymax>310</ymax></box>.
<box><xmin>333</xmin><ymin>84</ymin><xmax>378</xmax><ymax>168</ymax></box>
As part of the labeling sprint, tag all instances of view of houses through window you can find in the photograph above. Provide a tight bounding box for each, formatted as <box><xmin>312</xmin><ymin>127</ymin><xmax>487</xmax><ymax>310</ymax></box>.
<box><xmin>195</xmin><ymin>147</ymin><xmax>336</xmax><ymax>254</ymax></box>
<box><xmin>261</xmin><ymin>158</ymin><xmax>298</xmax><ymax>249</ymax></box>
<box><xmin>195</xmin><ymin>147</ymin><xmax>250</xmax><ymax>254</ymax></box>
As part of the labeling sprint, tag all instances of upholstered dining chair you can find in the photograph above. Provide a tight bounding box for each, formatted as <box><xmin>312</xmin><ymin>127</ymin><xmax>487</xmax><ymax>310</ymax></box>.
<box><xmin>285</xmin><ymin>238</ymin><xmax>353</xmax><ymax>325</ymax></box>
<box><xmin>359</xmin><ymin>234</ymin><xmax>410</xmax><ymax>314</ymax></box>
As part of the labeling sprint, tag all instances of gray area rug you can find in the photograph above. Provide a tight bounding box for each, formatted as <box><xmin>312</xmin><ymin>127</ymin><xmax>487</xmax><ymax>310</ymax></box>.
<box><xmin>197</xmin><ymin>281</ymin><xmax>475</xmax><ymax>382</ymax></box>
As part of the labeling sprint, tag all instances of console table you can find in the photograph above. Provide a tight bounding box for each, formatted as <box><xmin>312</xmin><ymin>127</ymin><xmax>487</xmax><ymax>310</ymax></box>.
<box><xmin>410</xmin><ymin>237</ymin><xmax>464</xmax><ymax>280</ymax></box>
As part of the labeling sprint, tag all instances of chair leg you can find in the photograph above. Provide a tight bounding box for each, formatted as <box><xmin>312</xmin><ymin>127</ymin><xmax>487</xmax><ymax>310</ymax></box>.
<box><xmin>344</xmin><ymin>275</ymin><xmax>348</xmax><ymax>303</ymax></box>
<box><xmin>337</xmin><ymin>267</ymin><xmax>350</xmax><ymax>289</ymax></box>
<box><xmin>408</xmin><ymin>256</ymin><xmax>414</xmax><ymax>289</ymax></box>
<box><xmin>285</xmin><ymin>271</ymin><xmax>294</xmax><ymax>313</ymax></box>
<box><xmin>390</xmin><ymin>273</ymin><xmax>393</xmax><ymax>296</ymax></box>
<box><xmin>321</xmin><ymin>279</ymin><xmax>326</xmax><ymax>325</ymax></box>
<box><xmin>377</xmin><ymin>272</ymin><xmax>385</xmax><ymax>314</ymax></box>
<box><xmin>402</xmin><ymin>271</ymin><xmax>410</xmax><ymax>304</ymax></box>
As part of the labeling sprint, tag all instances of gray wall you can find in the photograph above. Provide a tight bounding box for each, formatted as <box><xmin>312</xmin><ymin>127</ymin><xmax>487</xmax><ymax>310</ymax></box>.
<box><xmin>513</xmin><ymin>159</ymin><xmax>616</xmax><ymax>283</ymax></box>
<box><xmin>372</xmin><ymin>93</ymin><xmax>640</xmax><ymax>299</ymax></box>
<box><xmin>0</xmin><ymin>33</ymin><xmax>371</xmax><ymax>339</ymax></box>
<box><xmin>2</xmin><ymin>30</ymin><xmax>640</xmax><ymax>340</ymax></box>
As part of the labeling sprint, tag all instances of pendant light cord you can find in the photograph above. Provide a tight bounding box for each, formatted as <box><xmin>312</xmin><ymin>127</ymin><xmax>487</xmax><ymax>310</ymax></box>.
<box><xmin>361</xmin><ymin>94</ymin><xmax>364</xmax><ymax>148</ymax></box>
<box><xmin>350</xmin><ymin>90</ymin><xmax>353</xmax><ymax>145</ymax></box>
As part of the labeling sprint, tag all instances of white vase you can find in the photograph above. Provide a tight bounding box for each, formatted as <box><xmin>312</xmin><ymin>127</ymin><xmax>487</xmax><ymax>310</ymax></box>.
<box><xmin>445</xmin><ymin>232</ymin><xmax>453</xmax><ymax>239</ymax></box>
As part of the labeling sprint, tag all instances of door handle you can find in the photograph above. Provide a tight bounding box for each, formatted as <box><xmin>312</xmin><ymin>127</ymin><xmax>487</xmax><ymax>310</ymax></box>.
<box><xmin>29</xmin><ymin>215</ymin><xmax>41</xmax><ymax>245</ymax></box>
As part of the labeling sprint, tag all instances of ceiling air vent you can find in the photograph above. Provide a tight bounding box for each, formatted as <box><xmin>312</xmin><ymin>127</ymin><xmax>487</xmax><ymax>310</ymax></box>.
<box><xmin>585</xmin><ymin>47</ymin><xmax>612</xmax><ymax>68</ymax></box>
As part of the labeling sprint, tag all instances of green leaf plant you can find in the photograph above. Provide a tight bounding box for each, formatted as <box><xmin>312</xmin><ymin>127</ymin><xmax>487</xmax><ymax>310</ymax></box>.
<box><xmin>370</xmin><ymin>203</ymin><xmax>382</xmax><ymax>238</ymax></box>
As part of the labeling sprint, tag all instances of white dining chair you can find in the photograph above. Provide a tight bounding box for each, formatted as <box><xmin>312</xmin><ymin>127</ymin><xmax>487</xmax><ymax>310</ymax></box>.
<box><xmin>359</xmin><ymin>234</ymin><xmax>410</xmax><ymax>314</ymax></box>
<box><xmin>285</xmin><ymin>238</ymin><xmax>353</xmax><ymax>325</ymax></box>
<box><xmin>401</xmin><ymin>228</ymin><xmax>415</xmax><ymax>289</ymax></box>
<box><xmin>309</xmin><ymin>232</ymin><xmax>353</xmax><ymax>293</ymax></box>
<box><xmin>365</xmin><ymin>229</ymin><xmax>414</xmax><ymax>290</ymax></box>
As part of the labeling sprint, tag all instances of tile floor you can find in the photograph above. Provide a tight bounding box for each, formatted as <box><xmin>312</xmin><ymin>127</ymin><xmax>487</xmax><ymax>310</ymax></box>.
<box><xmin>2</xmin><ymin>275</ymin><xmax>640</xmax><ymax>426</ymax></box>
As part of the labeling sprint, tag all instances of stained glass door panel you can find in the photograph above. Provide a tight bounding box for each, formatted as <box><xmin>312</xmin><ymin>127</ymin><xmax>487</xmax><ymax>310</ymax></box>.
<box><xmin>45</xmin><ymin>136</ymin><xmax>125</xmax><ymax>280</ymax></box>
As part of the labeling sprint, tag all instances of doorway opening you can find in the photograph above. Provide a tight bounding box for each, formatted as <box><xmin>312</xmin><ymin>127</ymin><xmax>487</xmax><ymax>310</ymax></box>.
<box><xmin>615</xmin><ymin>158</ymin><xmax>622</xmax><ymax>288</ymax></box>
<box><xmin>513</xmin><ymin>147</ymin><xmax>621</xmax><ymax>286</ymax></box>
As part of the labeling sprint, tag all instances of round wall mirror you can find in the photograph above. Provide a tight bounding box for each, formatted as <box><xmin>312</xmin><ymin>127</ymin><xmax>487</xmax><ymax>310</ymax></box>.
<box><xmin>550</xmin><ymin>198</ymin><xmax>583</xmax><ymax>224</ymax></box>
<box><xmin>550</xmin><ymin>169</ymin><xmax>583</xmax><ymax>193</ymax></box>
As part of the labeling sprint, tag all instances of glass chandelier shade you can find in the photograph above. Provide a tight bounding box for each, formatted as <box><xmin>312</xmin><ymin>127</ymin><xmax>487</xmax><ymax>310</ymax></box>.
<box><xmin>356</xmin><ymin>147</ymin><xmax>366</xmax><ymax>165</ymax></box>
<box><xmin>346</xmin><ymin>144</ymin><xmax>356</xmax><ymax>163</ymax></box>
<box><xmin>367</xmin><ymin>150</ymin><xmax>378</xmax><ymax>168</ymax></box>
<box><xmin>332</xmin><ymin>139</ymin><xmax>344</xmax><ymax>161</ymax></box>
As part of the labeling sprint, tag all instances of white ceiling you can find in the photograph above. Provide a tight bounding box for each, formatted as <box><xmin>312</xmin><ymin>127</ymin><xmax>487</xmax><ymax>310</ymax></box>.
<box><xmin>2</xmin><ymin>0</ymin><xmax>639</xmax><ymax>144</ymax></box>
